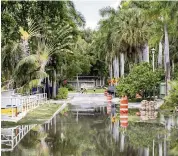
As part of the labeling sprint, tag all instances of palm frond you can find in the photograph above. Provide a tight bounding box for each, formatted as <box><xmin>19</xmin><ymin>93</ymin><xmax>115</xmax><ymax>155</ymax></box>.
<box><xmin>35</xmin><ymin>71</ymin><xmax>48</xmax><ymax>79</ymax></box>
<box><xmin>99</xmin><ymin>6</ymin><xmax>116</xmax><ymax>17</ymax></box>
<box><xmin>27</xmin><ymin>18</ymin><xmax>40</xmax><ymax>38</ymax></box>
<box><xmin>15</xmin><ymin>54</ymin><xmax>38</xmax><ymax>72</ymax></box>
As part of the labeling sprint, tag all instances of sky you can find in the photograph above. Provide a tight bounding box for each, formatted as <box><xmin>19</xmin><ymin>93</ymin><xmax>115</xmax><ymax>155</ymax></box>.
<box><xmin>73</xmin><ymin>0</ymin><xmax>121</xmax><ymax>29</ymax></box>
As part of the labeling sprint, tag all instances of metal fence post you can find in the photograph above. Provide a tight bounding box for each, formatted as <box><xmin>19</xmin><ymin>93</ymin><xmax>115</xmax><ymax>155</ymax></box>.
<box><xmin>11</xmin><ymin>97</ymin><xmax>13</xmax><ymax>119</ymax></box>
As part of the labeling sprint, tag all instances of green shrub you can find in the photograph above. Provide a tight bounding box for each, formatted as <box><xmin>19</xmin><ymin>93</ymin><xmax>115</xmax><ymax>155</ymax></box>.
<box><xmin>116</xmin><ymin>63</ymin><xmax>162</xmax><ymax>98</ymax></box>
<box><xmin>56</xmin><ymin>87</ymin><xmax>68</xmax><ymax>99</ymax></box>
<box><xmin>64</xmin><ymin>84</ymin><xmax>75</xmax><ymax>91</ymax></box>
<box><xmin>160</xmin><ymin>81</ymin><xmax>178</xmax><ymax>110</ymax></box>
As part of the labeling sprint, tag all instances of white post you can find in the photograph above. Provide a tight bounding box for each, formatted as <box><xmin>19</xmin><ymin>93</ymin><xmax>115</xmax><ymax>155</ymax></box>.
<box><xmin>11</xmin><ymin>98</ymin><xmax>13</xmax><ymax>118</ymax></box>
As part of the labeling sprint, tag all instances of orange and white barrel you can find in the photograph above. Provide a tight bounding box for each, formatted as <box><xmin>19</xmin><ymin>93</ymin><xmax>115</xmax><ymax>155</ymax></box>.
<box><xmin>120</xmin><ymin>96</ymin><xmax>128</xmax><ymax>128</ymax></box>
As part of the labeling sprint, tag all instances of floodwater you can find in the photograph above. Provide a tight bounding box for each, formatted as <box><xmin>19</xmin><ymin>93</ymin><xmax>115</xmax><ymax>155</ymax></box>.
<box><xmin>1</xmin><ymin>104</ymin><xmax>178</xmax><ymax>156</ymax></box>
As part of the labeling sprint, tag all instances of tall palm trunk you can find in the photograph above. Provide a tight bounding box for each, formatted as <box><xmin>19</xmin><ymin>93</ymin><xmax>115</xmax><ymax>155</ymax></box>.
<box><xmin>164</xmin><ymin>24</ymin><xmax>171</xmax><ymax>95</ymax></box>
<box><xmin>120</xmin><ymin>53</ymin><xmax>124</xmax><ymax>77</ymax></box>
<box><xmin>158</xmin><ymin>41</ymin><xmax>163</xmax><ymax>68</ymax></box>
<box><xmin>113</xmin><ymin>56</ymin><xmax>120</xmax><ymax>78</ymax></box>
<box><xmin>22</xmin><ymin>39</ymin><xmax>29</xmax><ymax>57</ymax></box>
<box><xmin>38</xmin><ymin>60</ymin><xmax>48</xmax><ymax>86</ymax></box>
<box><xmin>113</xmin><ymin>57</ymin><xmax>117</xmax><ymax>78</ymax></box>
<box><xmin>143</xmin><ymin>43</ymin><xmax>149</xmax><ymax>62</ymax></box>
<box><xmin>109</xmin><ymin>58</ymin><xmax>113</xmax><ymax>80</ymax></box>
<box><xmin>134</xmin><ymin>53</ymin><xmax>137</xmax><ymax>63</ymax></box>
<box><xmin>159</xmin><ymin>141</ymin><xmax>163</xmax><ymax>156</ymax></box>
<box><xmin>172</xmin><ymin>60</ymin><xmax>174</xmax><ymax>73</ymax></box>
<box><xmin>52</xmin><ymin>69</ymin><xmax>57</xmax><ymax>98</ymax></box>
<box><xmin>116</xmin><ymin>56</ymin><xmax>120</xmax><ymax>78</ymax></box>
<box><xmin>138</xmin><ymin>48</ymin><xmax>143</xmax><ymax>62</ymax></box>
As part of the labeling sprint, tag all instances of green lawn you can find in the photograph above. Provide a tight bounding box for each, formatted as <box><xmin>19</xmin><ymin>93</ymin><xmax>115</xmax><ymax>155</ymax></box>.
<box><xmin>2</xmin><ymin>103</ymin><xmax>62</xmax><ymax>128</ymax></box>
<box><xmin>69</xmin><ymin>88</ymin><xmax>106</xmax><ymax>93</ymax></box>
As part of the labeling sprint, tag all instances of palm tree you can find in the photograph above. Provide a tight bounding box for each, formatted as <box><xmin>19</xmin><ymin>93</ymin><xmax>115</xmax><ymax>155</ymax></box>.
<box><xmin>99</xmin><ymin>7</ymin><xmax>118</xmax><ymax>79</ymax></box>
<box><xmin>1</xmin><ymin>39</ymin><xmax>22</xmax><ymax>89</ymax></box>
<box><xmin>147</xmin><ymin>1</ymin><xmax>178</xmax><ymax>94</ymax></box>
<box><xmin>113</xmin><ymin>7</ymin><xmax>149</xmax><ymax>63</ymax></box>
<box><xmin>19</xmin><ymin>19</ymin><xmax>40</xmax><ymax>57</ymax></box>
<box><xmin>14</xmin><ymin>23</ymin><xmax>74</xmax><ymax>95</ymax></box>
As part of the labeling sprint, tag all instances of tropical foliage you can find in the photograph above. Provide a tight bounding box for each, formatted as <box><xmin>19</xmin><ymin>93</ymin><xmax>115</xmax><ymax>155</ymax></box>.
<box><xmin>56</xmin><ymin>87</ymin><xmax>68</xmax><ymax>100</ymax></box>
<box><xmin>116</xmin><ymin>63</ymin><xmax>162</xmax><ymax>98</ymax></box>
<box><xmin>1</xmin><ymin>1</ymin><xmax>178</xmax><ymax>101</ymax></box>
<box><xmin>1</xmin><ymin>1</ymin><xmax>93</xmax><ymax>98</ymax></box>
<box><xmin>160</xmin><ymin>81</ymin><xmax>178</xmax><ymax>110</ymax></box>
<box><xmin>90</xmin><ymin>1</ymin><xmax>178</xmax><ymax>88</ymax></box>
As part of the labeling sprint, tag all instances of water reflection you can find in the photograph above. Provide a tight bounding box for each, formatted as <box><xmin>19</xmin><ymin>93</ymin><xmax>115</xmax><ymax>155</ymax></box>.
<box><xmin>1</xmin><ymin>125</ymin><xmax>36</xmax><ymax>152</ymax></box>
<box><xmin>1</xmin><ymin>107</ymin><xmax>178</xmax><ymax>156</ymax></box>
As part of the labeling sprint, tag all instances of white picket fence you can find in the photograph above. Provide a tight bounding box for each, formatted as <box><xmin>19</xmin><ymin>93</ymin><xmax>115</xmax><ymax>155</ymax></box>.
<box><xmin>1</xmin><ymin>93</ymin><xmax>47</xmax><ymax>121</ymax></box>
<box><xmin>1</xmin><ymin>124</ymin><xmax>36</xmax><ymax>151</ymax></box>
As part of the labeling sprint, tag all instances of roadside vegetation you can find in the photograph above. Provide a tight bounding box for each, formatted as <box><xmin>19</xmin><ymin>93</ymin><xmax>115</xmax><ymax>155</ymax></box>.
<box><xmin>1</xmin><ymin>1</ymin><xmax>178</xmax><ymax>108</ymax></box>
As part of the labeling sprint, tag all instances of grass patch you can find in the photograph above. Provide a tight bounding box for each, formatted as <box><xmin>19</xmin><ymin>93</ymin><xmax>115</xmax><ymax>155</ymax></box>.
<box><xmin>2</xmin><ymin>103</ymin><xmax>61</xmax><ymax>128</ymax></box>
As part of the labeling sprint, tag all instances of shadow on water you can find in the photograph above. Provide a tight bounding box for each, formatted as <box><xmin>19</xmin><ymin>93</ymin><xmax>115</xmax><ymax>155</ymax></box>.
<box><xmin>1</xmin><ymin>103</ymin><xmax>178</xmax><ymax>156</ymax></box>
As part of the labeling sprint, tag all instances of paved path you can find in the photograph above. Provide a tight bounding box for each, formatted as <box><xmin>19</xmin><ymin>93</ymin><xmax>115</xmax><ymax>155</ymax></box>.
<box><xmin>67</xmin><ymin>93</ymin><xmax>164</xmax><ymax>109</ymax></box>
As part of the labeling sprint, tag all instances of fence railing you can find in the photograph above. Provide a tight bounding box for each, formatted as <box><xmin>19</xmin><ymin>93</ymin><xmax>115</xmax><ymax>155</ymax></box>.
<box><xmin>1</xmin><ymin>93</ymin><xmax>47</xmax><ymax>119</ymax></box>
<box><xmin>1</xmin><ymin>124</ymin><xmax>36</xmax><ymax>151</ymax></box>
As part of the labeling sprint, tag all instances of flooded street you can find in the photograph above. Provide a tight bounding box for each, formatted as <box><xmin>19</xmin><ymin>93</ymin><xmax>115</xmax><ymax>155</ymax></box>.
<box><xmin>1</xmin><ymin>101</ymin><xmax>178</xmax><ymax>156</ymax></box>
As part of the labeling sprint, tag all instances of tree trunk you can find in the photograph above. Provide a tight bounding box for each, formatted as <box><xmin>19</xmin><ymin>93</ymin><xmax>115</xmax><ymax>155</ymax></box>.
<box><xmin>22</xmin><ymin>39</ymin><xmax>29</xmax><ymax>57</ymax></box>
<box><xmin>159</xmin><ymin>142</ymin><xmax>163</xmax><ymax>156</ymax></box>
<box><xmin>76</xmin><ymin>74</ymin><xmax>79</xmax><ymax>91</ymax></box>
<box><xmin>138</xmin><ymin>48</ymin><xmax>143</xmax><ymax>62</ymax></box>
<box><xmin>117</xmin><ymin>56</ymin><xmax>120</xmax><ymax>78</ymax></box>
<box><xmin>46</xmin><ymin>77</ymin><xmax>50</xmax><ymax>99</ymax></box>
<box><xmin>110</xmin><ymin>62</ymin><xmax>113</xmax><ymax>86</ymax></box>
<box><xmin>103</xmin><ymin>77</ymin><xmax>105</xmax><ymax>86</ymax></box>
<box><xmin>113</xmin><ymin>56</ymin><xmax>120</xmax><ymax>79</ymax></box>
<box><xmin>158</xmin><ymin>41</ymin><xmax>163</xmax><ymax>68</ymax></box>
<box><xmin>164</xmin><ymin>24</ymin><xmax>171</xmax><ymax>95</ymax></box>
<box><xmin>172</xmin><ymin>60</ymin><xmax>174</xmax><ymax>73</ymax></box>
<box><xmin>109</xmin><ymin>60</ymin><xmax>113</xmax><ymax>80</ymax></box>
<box><xmin>120</xmin><ymin>53</ymin><xmax>124</xmax><ymax>77</ymax></box>
<box><xmin>143</xmin><ymin>43</ymin><xmax>149</xmax><ymax>62</ymax></box>
<box><xmin>164</xmin><ymin>134</ymin><xmax>167</xmax><ymax>156</ymax></box>
<box><xmin>52</xmin><ymin>69</ymin><xmax>56</xmax><ymax>98</ymax></box>
<box><xmin>113</xmin><ymin>57</ymin><xmax>117</xmax><ymax>78</ymax></box>
<box><xmin>134</xmin><ymin>52</ymin><xmax>137</xmax><ymax>63</ymax></box>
